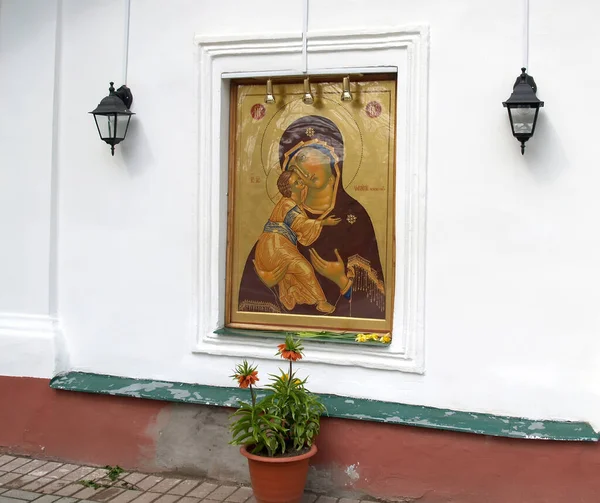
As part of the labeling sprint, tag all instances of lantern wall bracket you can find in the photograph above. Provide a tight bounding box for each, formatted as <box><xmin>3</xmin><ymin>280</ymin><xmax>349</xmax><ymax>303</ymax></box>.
<box><xmin>111</xmin><ymin>83</ymin><xmax>133</xmax><ymax>109</ymax></box>
<box><xmin>512</xmin><ymin>68</ymin><xmax>537</xmax><ymax>94</ymax></box>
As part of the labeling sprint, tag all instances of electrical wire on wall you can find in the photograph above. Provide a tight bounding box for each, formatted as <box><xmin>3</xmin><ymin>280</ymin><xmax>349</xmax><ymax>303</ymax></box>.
<box><xmin>523</xmin><ymin>0</ymin><xmax>529</xmax><ymax>70</ymax></box>
<box><xmin>302</xmin><ymin>0</ymin><xmax>309</xmax><ymax>73</ymax></box>
<box><xmin>123</xmin><ymin>0</ymin><xmax>132</xmax><ymax>84</ymax></box>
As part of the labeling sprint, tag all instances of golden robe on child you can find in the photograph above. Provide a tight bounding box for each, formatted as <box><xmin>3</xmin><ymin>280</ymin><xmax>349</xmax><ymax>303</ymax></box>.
<box><xmin>255</xmin><ymin>197</ymin><xmax>327</xmax><ymax>310</ymax></box>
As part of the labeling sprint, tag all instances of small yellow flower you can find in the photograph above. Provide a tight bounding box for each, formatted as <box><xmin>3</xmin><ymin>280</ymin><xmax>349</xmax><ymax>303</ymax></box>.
<box><xmin>355</xmin><ymin>333</ymin><xmax>391</xmax><ymax>343</ymax></box>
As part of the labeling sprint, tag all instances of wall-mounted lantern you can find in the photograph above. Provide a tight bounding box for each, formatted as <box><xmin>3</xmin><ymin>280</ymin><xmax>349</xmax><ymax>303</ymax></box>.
<box><xmin>90</xmin><ymin>82</ymin><xmax>135</xmax><ymax>156</ymax></box>
<box><xmin>502</xmin><ymin>68</ymin><xmax>544</xmax><ymax>154</ymax></box>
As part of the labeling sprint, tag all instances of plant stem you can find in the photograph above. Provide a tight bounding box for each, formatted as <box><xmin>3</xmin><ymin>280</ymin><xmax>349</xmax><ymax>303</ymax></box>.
<box><xmin>249</xmin><ymin>384</ymin><xmax>256</xmax><ymax>407</ymax></box>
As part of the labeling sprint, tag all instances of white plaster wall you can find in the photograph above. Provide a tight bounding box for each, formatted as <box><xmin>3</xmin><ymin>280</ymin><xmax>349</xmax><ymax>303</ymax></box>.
<box><xmin>0</xmin><ymin>0</ymin><xmax>60</xmax><ymax>377</ymax></box>
<box><xmin>2</xmin><ymin>0</ymin><xmax>600</xmax><ymax>428</ymax></box>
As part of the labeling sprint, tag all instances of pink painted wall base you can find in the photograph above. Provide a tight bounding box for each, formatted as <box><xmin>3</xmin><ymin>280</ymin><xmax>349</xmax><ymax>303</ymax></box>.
<box><xmin>2</xmin><ymin>376</ymin><xmax>599</xmax><ymax>503</ymax></box>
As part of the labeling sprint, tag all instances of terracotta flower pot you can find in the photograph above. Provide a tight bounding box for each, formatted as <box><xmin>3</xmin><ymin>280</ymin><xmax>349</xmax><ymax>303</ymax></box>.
<box><xmin>240</xmin><ymin>444</ymin><xmax>318</xmax><ymax>503</ymax></box>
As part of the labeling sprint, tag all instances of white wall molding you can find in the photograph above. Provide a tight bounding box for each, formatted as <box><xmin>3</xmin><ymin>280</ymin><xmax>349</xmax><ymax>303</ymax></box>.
<box><xmin>0</xmin><ymin>313</ymin><xmax>59</xmax><ymax>378</ymax></box>
<box><xmin>0</xmin><ymin>313</ymin><xmax>56</xmax><ymax>336</ymax></box>
<box><xmin>192</xmin><ymin>27</ymin><xmax>428</xmax><ymax>373</ymax></box>
<box><xmin>0</xmin><ymin>0</ymin><xmax>67</xmax><ymax>380</ymax></box>
<box><xmin>308</xmin><ymin>26</ymin><xmax>428</xmax><ymax>51</ymax></box>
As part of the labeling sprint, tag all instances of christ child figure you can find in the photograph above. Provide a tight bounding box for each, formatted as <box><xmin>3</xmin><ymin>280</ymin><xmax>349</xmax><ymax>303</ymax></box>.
<box><xmin>253</xmin><ymin>170</ymin><xmax>340</xmax><ymax>314</ymax></box>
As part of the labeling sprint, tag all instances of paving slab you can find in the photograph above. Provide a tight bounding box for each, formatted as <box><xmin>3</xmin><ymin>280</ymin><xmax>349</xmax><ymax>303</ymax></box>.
<box><xmin>135</xmin><ymin>477</ymin><xmax>162</xmax><ymax>492</ymax></box>
<box><xmin>1</xmin><ymin>489</ymin><xmax>41</xmax><ymax>501</ymax></box>
<box><xmin>0</xmin><ymin>459</ymin><xmax>31</xmax><ymax>473</ymax></box>
<box><xmin>31</xmin><ymin>496</ymin><xmax>61</xmax><ymax>503</ymax></box>
<box><xmin>20</xmin><ymin>478</ymin><xmax>54</xmax><ymax>492</ymax></box>
<box><xmin>0</xmin><ymin>496</ymin><xmax>27</xmax><ymax>503</ymax></box>
<box><xmin>168</xmin><ymin>480</ymin><xmax>199</xmax><ymax>497</ymax></box>
<box><xmin>0</xmin><ymin>474</ymin><xmax>23</xmax><ymax>487</ymax></box>
<box><xmin>129</xmin><ymin>493</ymin><xmax>161</xmax><ymax>503</ymax></box>
<box><xmin>205</xmin><ymin>485</ymin><xmax>237</xmax><ymax>502</ymax></box>
<box><xmin>152</xmin><ymin>495</ymin><xmax>179</xmax><ymax>503</ymax></box>
<box><xmin>0</xmin><ymin>458</ymin><xmax>16</xmax><ymax>469</ymax></box>
<box><xmin>89</xmin><ymin>487</ymin><xmax>125</xmax><ymax>502</ymax></box>
<box><xmin>109</xmin><ymin>489</ymin><xmax>143</xmax><ymax>503</ymax></box>
<box><xmin>12</xmin><ymin>461</ymin><xmax>48</xmax><ymax>476</ymax></box>
<box><xmin>225</xmin><ymin>487</ymin><xmax>253</xmax><ymax>503</ymax></box>
<box><xmin>46</xmin><ymin>465</ymin><xmax>78</xmax><ymax>480</ymax></box>
<box><xmin>55</xmin><ymin>484</ymin><xmax>86</xmax><ymax>497</ymax></box>
<box><xmin>177</xmin><ymin>498</ymin><xmax>201</xmax><ymax>503</ymax></box>
<box><xmin>122</xmin><ymin>474</ymin><xmax>147</xmax><ymax>486</ymax></box>
<box><xmin>82</xmin><ymin>469</ymin><xmax>108</xmax><ymax>482</ymax></box>
<box><xmin>61</xmin><ymin>466</ymin><xmax>95</xmax><ymax>483</ymax></box>
<box><xmin>148</xmin><ymin>479</ymin><xmax>180</xmax><ymax>494</ymax></box>
<box><xmin>71</xmin><ymin>486</ymin><xmax>103</xmax><ymax>500</ymax></box>
<box><xmin>40</xmin><ymin>479</ymin><xmax>75</xmax><ymax>495</ymax></box>
<box><xmin>186</xmin><ymin>483</ymin><xmax>217</xmax><ymax>500</ymax></box>
<box><xmin>29</xmin><ymin>464</ymin><xmax>63</xmax><ymax>478</ymax></box>
<box><xmin>2</xmin><ymin>475</ymin><xmax>37</xmax><ymax>490</ymax></box>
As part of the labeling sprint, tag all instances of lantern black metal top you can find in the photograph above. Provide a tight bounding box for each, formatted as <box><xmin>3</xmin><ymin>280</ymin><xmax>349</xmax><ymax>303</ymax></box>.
<box><xmin>90</xmin><ymin>82</ymin><xmax>135</xmax><ymax>155</ymax></box>
<box><xmin>502</xmin><ymin>68</ymin><xmax>544</xmax><ymax>155</ymax></box>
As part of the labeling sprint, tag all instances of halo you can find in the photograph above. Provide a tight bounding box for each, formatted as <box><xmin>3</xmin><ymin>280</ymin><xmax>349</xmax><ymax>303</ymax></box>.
<box><xmin>260</xmin><ymin>97</ymin><xmax>363</xmax><ymax>203</ymax></box>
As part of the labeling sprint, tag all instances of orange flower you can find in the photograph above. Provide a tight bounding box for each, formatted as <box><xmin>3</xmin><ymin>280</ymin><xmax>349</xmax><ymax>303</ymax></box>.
<box><xmin>231</xmin><ymin>361</ymin><xmax>259</xmax><ymax>389</ymax></box>
<box><xmin>281</xmin><ymin>349</ymin><xmax>302</xmax><ymax>361</ymax></box>
<box><xmin>276</xmin><ymin>336</ymin><xmax>304</xmax><ymax>361</ymax></box>
<box><xmin>237</xmin><ymin>370</ymin><xmax>259</xmax><ymax>389</ymax></box>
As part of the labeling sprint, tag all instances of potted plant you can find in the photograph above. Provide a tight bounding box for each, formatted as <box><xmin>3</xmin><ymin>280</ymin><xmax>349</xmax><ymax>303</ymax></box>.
<box><xmin>230</xmin><ymin>335</ymin><xmax>326</xmax><ymax>503</ymax></box>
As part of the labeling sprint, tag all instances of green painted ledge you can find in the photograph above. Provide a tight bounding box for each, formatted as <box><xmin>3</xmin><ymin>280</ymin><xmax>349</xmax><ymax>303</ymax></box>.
<box><xmin>49</xmin><ymin>372</ymin><xmax>598</xmax><ymax>442</ymax></box>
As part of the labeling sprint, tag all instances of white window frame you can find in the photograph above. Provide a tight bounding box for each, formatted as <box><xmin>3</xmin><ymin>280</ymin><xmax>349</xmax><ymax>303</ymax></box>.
<box><xmin>192</xmin><ymin>27</ymin><xmax>429</xmax><ymax>373</ymax></box>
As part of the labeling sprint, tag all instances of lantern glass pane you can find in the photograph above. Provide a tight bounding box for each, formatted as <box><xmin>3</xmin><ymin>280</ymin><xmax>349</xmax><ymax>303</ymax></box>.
<box><xmin>94</xmin><ymin>114</ymin><xmax>117</xmax><ymax>140</ymax></box>
<box><xmin>115</xmin><ymin>114</ymin><xmax>131</xmax><ymax>140</ymax></box>
<box><xmin>510</xmin><ymin>106</ymin><xmax>536</xmax><ymax>135</ymax></box>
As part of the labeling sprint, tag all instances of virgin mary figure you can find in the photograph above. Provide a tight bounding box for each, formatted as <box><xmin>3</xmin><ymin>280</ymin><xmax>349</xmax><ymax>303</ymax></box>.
<box><xmin>238</xmin><ymin>115</ymin><xmax>386</xmax><ymax>320</ymax></box>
